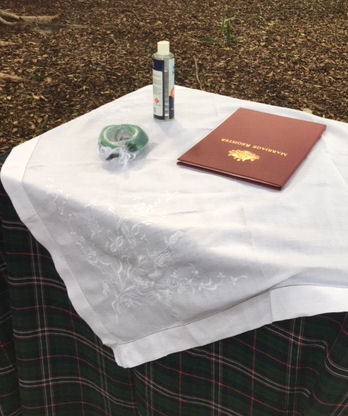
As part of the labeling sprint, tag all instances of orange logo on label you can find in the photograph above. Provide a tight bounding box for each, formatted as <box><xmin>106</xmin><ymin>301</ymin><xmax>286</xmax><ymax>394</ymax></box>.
<box><xmin>154</xmin><ymin>97</ymin><xmax>160</xmax><ymax>104</ymax></box>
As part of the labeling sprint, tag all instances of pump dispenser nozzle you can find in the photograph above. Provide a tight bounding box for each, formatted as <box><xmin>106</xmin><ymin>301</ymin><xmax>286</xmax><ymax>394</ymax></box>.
<box><xmin>157</xmin><ymin>40</ymin><xmax>170</xmax><ymax>55</ymax></box>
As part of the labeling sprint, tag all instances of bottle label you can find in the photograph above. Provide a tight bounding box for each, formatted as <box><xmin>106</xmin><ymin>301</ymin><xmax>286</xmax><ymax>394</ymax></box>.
<box><xmin>153</xmin><ymin>59</ymin><xmax>165</xmax><ymax>118</ymax></box>
<box><xmin>168</xmin><ymin>58</ymin><xmax>175</xmax><ymax>119</ymax></box>
<box><xmin>153</xmin><ymin>57</ymin><xmax>175</xmax><ymax>120</ymax></box>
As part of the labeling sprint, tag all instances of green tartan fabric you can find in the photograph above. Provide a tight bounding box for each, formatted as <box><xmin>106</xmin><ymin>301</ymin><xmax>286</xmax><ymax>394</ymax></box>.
<box><xmin>0</xmin><ymin>151</ymin><xmax>347</xmax><ymax>416</ymax></box>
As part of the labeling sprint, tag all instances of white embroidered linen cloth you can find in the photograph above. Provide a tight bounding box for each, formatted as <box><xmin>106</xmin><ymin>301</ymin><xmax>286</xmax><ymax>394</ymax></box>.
<box><xmin>2</xmin><ymin>85</ymin><xmax>348</xmax><ymax>368</ymax></box>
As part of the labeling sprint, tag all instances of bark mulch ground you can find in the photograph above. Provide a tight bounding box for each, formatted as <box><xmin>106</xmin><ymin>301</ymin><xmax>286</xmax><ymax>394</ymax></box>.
<box><xmin>0</xmin><ymin>0</ymin><xmax>347</xmax><ymax>153</ymax></box>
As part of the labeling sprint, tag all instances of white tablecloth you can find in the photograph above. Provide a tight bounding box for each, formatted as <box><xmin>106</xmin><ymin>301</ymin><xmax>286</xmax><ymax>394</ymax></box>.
<box><xmin>2</xmin><ymin>85</ymin><xmax>348</xmax><ymax>367</ymax></box>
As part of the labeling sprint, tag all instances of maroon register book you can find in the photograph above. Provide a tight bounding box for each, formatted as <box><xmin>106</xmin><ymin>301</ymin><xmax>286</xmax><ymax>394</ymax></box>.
<box><xmin>177</xmin><ymin>108</ymin><xmax>326</xmax><ymax>189</ymax></box>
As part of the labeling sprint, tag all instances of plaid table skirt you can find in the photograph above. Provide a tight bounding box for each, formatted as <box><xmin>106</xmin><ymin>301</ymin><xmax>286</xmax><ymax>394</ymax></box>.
<box><xmin>1</xmin><ymin>152</ymin><xmax>347</xmax><ymax>416</ymax></box>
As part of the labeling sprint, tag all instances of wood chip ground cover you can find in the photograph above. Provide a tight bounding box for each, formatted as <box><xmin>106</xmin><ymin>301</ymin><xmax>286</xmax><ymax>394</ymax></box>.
<box><xmin>0</xmin><ymin>0</ymin><xmax>347</xmax><ymax>152</ymax></box>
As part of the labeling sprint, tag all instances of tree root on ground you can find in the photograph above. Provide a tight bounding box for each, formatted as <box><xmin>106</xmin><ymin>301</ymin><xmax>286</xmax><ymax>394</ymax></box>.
<box><xmin>0</xmin><ymin>72</ymin><xmax>25</xmax><ymax>82</ymax></box>
<box><xmin>0</xmin><ymin>9</ymin><xmax>59</xmax><ymax>26</ymax></box>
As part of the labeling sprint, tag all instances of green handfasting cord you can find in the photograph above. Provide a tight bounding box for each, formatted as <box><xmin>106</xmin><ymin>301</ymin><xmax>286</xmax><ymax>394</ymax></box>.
<box><xmin>98</xmin><ymin>124</ymin><xmax>149</xmax><ymax>163</ymax></box>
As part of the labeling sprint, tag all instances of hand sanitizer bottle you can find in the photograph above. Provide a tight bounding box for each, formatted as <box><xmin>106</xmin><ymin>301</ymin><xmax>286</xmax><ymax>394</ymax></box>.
<box><xmin>152</xmin><ymin>40</ymin><xmax>175</xmax><ymax>120</ymax></box>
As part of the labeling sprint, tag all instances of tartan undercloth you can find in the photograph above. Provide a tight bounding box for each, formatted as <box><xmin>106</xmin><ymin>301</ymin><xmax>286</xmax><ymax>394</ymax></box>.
<box><xmin>0</xmin><ymin>152</ymin><xmax>347</xmax><ymax>416</ymax></box>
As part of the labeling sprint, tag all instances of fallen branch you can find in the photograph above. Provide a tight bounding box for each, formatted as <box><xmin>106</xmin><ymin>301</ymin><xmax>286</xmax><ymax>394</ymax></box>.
<box><xmin>0</xmin><ymin>9</ymin><xmax>20</xmax><ymax>20</ymax></box>
<box><xmin>193</xmin><ymin>56</ymin><xmax>203</xmax><ymax>90</ymax></box>
<box><xmin>0</xmin><ymin>15</ymin><xmax>17</xmax><ymax>26</ymax></box>
<box><xmin>0</xmin><ymin>40</ymin><xmax>15</xmax><ymax>46</ymax></box>
<box><xmin>0</xmin><ymin>9</ymin><xmax>59</xmax><ymax>26</ymax></box>
<box><xmin>20</xmin><ymin>14</ymin><xmax>60</xmax><ymax>24</ymax></box>
<box><xmin>0</xmin><ymin>72</ymin><xmax>25</xmax><ymax>82</ymax></box>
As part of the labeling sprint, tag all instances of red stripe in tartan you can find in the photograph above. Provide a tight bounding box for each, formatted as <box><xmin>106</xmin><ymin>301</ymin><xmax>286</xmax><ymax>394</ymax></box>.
<box><xmin>13</xmin><ymin>327</ymin><xmax>114</xmax><ymax>359</ymax></box>
<box><xmin>31</xmin><ymin>240</ymin><xmax>50</xmax><ymax>414</ymax></box>
<box><xmin>321</xmin><ymin>314</ymin><xmax>348</xmax><ymax>335</ymax></box>
<box><xmin>210</xmin><ymin>343</ymin><xmax>214</xmax><ymax>415</ymax></box>
<box><xmin>21</xmin><ymin>399</ymin><xmax>135</xmax><ymax>412</ymax></box>
<box><xmin>150</xmin><ymin>362</ymin><xmax>295</xmax><ymax>414</ymax></box>
<box><xmin>11</xmin><ymin>304</ymin><xmax>81</xmax><ymax>318</ymax></box>
<box><xmin>270</xmin><ymin>324</ymin><xmax>348</xmax><ymax>379</ymax></box>
<box><xmin>250</xmin><ymin>330</ymin><xmax>257</xmax><ymax>416</ymax></box>
<box><xmin>327</xmin><ymin>314</ymin><xmax>348</xmax><ymax>354</ymax></box>
<box><xmin>0</xmin><ymin>389</ymin><xmax>19</xmax><ymax>399</ymax></box>
<box><xmin>17</xmin><ymin>354</ymin><xmax>132</xmax><ymax>387</ymax></box>
<box><xmin>178</xmin><ymin>352</ymin><xmax>183</xmax><ymax>415</ymax></box>
<box><xmin>312</xmin><ymin>391</ymin><xmax>348</xmax><ymax>408</ymax></box>
<box><xmin>136</xmin><ymin>366</ymin><xmax>300</xmax><ymax>416</ymax></box>
<box><xmin>69</xmin><ymin>304</ymin><xmax>86</xmax><ymax>416</ymax></box>
<box><xmin>126</xmin><ymin>369</ymin><xmax>137</xmax><ymax>416</ymax></box>
<box><xmin>19</xmin><ymin>377</ymin><xmax>136</xmax><ymax>407</ymax></box>
<box><xmin>5</xmin><ymin>251</ymin><xmax>52</xmax><ymax>260</ymax></box>
<box><xmin>234</xmin><ymin>335</ymin><xmax>320</xmax><ymax>376</ymax></box>
<box><xmin>187</xmin><ymin>348</ymin><xmax>311</xmax><ymax>395</ymax></box>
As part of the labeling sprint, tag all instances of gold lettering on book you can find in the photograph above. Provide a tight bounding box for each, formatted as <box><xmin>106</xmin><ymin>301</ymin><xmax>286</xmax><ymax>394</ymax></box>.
<box><xmin>251</xmin><ymin>145</ymin><xmax>288</xmax><ymax>157</ymax></box>
<box><xmin>221</xmin><ymin>138</ymin><xmax>288</xmax><ymax>157</ymax></box>
<box><xmin>221</xmin><ymin>138</ymin><xmax>251</xmax><ymax>148</ymax></box>
<box><xmin>228</xmin><ymin>150</ymin><xmax>260</xmax><ymax>162</ymax></box>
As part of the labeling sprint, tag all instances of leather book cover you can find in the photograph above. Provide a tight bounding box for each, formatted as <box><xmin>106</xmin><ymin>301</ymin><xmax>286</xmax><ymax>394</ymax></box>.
<box><xmin>177</xmin><ymin>108</ymin><xmax>326</xmax><ymax>189</ymax></box>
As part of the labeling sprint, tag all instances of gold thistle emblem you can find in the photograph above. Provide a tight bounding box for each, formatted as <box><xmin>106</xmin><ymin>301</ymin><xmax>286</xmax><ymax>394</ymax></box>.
<box><xmin>228</xmin><ymin>149</ymin><xmax>260</xmax><ymax>162</ymax></box>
